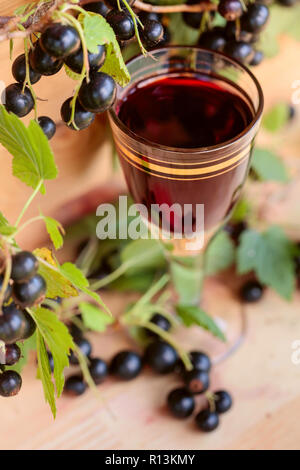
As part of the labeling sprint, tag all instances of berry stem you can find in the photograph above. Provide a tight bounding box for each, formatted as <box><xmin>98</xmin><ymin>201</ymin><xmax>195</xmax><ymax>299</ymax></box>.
<box><xmin>0</xmin><ymin>240</ymin><xmax>12</xmax><ymax>308</ymax></box>
<box><xmin>14</xmin><ymin>179</ymin><xmax>44</xmax><ymax>228</ymax></box>
<box><xmin>122</xmin><ymin>0</ymin><xmax>147</xmax><ymax>55</ymax></box>
<box><xmin>23</xmin><ymin>37</ymin><xmax>38</xmax><ymax>120</ymax></box>
<box><xmin>133</xmin><ymin>0</ymin><xmax>217</xmax><ymax>14</ymax></box>
<box><xmin>132</xmin><ymin>273</ymin><xmax>170</xmax><ymax>311</ymax></box>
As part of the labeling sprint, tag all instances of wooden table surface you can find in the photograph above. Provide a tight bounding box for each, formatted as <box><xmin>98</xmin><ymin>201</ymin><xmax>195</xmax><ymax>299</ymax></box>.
<box><xmin>0</xmin><ymin>23</ymin><xmax>300</xmax><ymax>450</ymax></box>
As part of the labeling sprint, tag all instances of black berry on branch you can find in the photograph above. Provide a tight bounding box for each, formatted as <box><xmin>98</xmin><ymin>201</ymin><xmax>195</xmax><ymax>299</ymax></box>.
<box><xmin>64</xmin><ymin>375</ymin><xmax>87</xmax><ymax>396</ymax></box>
<box><xmin>278</xmin><ymin>0</ymin><xmax>297</xmax><ymax>5</ymax></box>
<box><xmin>64</xmin><ymin>44</ymin><xmax>106</xmax><ymax>74</ymax></box>
<box><xmin>250</xmin><ymin>50</ymin><xmax>264</xmax><ymax>66</ymax></box>
<box><xmin>195</xmin><ymin>409</ymin><xmax>220</xmax><ymax>432</ymax></box>
<box><xmin>225</xmin><ymin>21</ymin><xmax>254</xmax><ymax>43</ymax></box>
<box><xmin>88</xmin><ymin>357</ymin><xmax>108</xmax><ymax>384</ymax></box>
<box><xmin>61</xmin><ymin>97</ymin><xmax>95</xmax><ymax>130</ymax></box>
<box><xmin>183</xmin><ymin>369</ymin><xmax>210</xmax><ymax>395</ymax></box>
<box><xmin>240</xmin><ymin>280</ymin><xmax>264</xmax><ymax>303</ymax></box>
<box><xmin>0</xmin><ymin>304</ymin><xmax>26</xmax><ymax>344</ymax></box>
<box><xmin>145</xmin><ymin>313</ymin><xmax>171</xmax><ymax>338</ymax></box>
<box><xmin>199</xmin><ymin>29</ymin><xmax>226</xmax><ymax>52</ymax></box>
<box><xmin>224</xmin><ymin>40</ymin><xmax>254</xmax><ymax>64</ymax></box>
<box><xmin>29</xmin><ymin>42</ymin><xmax>63</xmax><ymax>76</ymax></box>
<box><xmin>11</xmin><ymin>251</ymin><xmax>39</xmax><ymax>283</ymax></box>
<box><xmin>0</xmin><ymin>370</ymin><xmax>22</xmax><ymax>397</ymax></box>
<box><xmin>4</xmin><ymin>83</ymin><xmax>34</xmax><ymax>118</ymax></box>
<box><xmin>241</xmin><ymin>3</ymin><xmax>270</xmax><ymax>33</ymax></box>
<box><xmin>38</xmin><ymin>116</ymin><xmax>56</xmax><ymax>140</ymax></box>
<box><xmin>83</xmin><ymin>1</ymin><xmax>110</xmax><ymax>16</ymax></box>
<box><xmin>107</xmin><ymin>10</ymin><xmax>135</xmax><ymax>41</ymax></box>
<box><xmin>110</xmin><ymin>350</ymin><xmax>142</xmax><ymax>380</ymax></box>
<box><xmin>40</xmin><ymin>24</ymin><xmax>80</xmax><ymax>59</ymax></box>
<box><xmin>0</xmin><ymin>275</ymin><xmax>12</xmax><ymax>303</ymax></box>
<box><xmin>13</xmin><ymin>274</ymin><xmax>47</xmax><ymax>308</ymax></box>
<box><xmin>138</xmin><ymin>11</ymin><xmax>162</xmax><ymax>23</ymax></box>
<box><xmin>47</xmin><ymin>352</ymin><xmax>54</xmax><ymax>373</ymax></box>
<box><xmin>78</xmin><ymin>72</ymin><xmax>116</xmax><ymax>113</ymax></box>
<box><xmin>189</xmin><ymin>351</ymin><xmax>211</xmax><ymax>373</ymax></box>
<box><xmin>167</xmin><ymin>388</ymin><xmax>195</xmax><ymax>419</ymax></box>
<box><xmin>12</xmin><ymin>54</ymin><xmax>41</xmax><ymax>85</ymax></box>
<box><xmin>4</xmin><ymin>343</ymin><xmax>21</xmax><ymax>366</ymax></box>
<box><xmin>69</xmin><ymin>337</ymin><xmax>92</xmax><ymax>365</ymax></box>
<box><xmin>140</xmin><ymin>20</ymin><xmax>164</xmax><ymax>49</ymax></box>
<box><xmin>21</xmin><ymin>310</ymin><xmax>37</xmax><ymax>340</ymax></box>
<box><xmin>182</xmin><ymin>12</ymin><xmax>204</xmax><ymax>29</ymax></box>
<box><xmin>218</xmin><ymin>0</ymin><xmax>243</xmax><ymax>21</ymax></box>
<box><xmin>214</xmin><ymin>390</ymin><xmax>233</xmax><ymax>414</ymax></box>
<box><xmin>144</xmin><ymin>340</ymin><xmax>178</xmax><ymax>374</ymax></box>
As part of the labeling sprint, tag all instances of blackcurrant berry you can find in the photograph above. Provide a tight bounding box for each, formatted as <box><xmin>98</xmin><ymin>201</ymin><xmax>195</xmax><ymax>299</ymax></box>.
<box><xmin>65</xmin><ymin>44</ymin><xmax>106</xmax><ymax>74</ymax></box>
<box><xmin>141</xmin><ymin>20</ymin><xmax>164</xmax><ymax>49</ymax></box>
<box><xmin>89</xmin><ymin>357</ymin><xmax>108</xmax><ymax>384</ymax></box>
<box><xmin>144</xmin><ymin>340</ymin><xmax>178</xmax><ymax>374</ymax></box>
<box><xmin>110</xmin><ymin>350</ymin><xmax>142</xmax><ymax>380</ymax></box>
<box><xmin>69</xmin><ymin>337</ymin><xmax>92</xmax><ymax>365</ymax></box>
<box><xmin>224</xmin><ymin>40</ymin><xmax>254</xmax><ymax>64</ymax></box>
<box><xmin>4</xmin><ymin>343</ymin><xmax>21</xmax><ymax>366</ymax></box>
<box><xmin>241</xmin><ymin>3</ymin><xmax>270</xmax><ymax>33</ymax></box>
<box><xmin>12</xmin><ymin>53</ymin><xmax>41</xmax><ymax>85</ymax></box>
<box><xmin>64</xmin><ymin>375</ymin><xmax>87</xmax><ymax>396</ymax></box>
<box><xmin>29</xmin><ymin>42</ymin><xmax>63</xmax><ymax>76</ymax></box>
<box><xmin>218</xmin><ymin>0</ymin><xmax>243</xmax><ymax>21</ymax></box>
<box><xmin>182</xmin><ymin>12</ymin><xmax>204</xmax><ymax>29</ymax></box>
<box><xmin>250</xmin><ymin>50</ymin><xmax>264</xmax><ymax>66</ymax></box>
<box><xmin>214</xmin><ymin>390</ymin><xmax>233</xmax><ymax>414</ymax></box>
<box><xmin>223</xmin><ymin>220</ymin><xmax>247</xmax><ymax>244</ymax></box>
<box><xmin>139</xmin><ymin>12</ymin><xmax>162</xmax><ymax>23</ymax></box>
<box><xmin>278</xmin><ymin>0</ymin><xmax>297</xmax><ymax>5</ymax></box>
<box><xmin>289</xmin><ymin>105</ymin><xmax>296</xmax><ymax>121</ymax></box>
<box><xmin>195</xmin><ymin>409</ymin><xmax>219</xmax><ymax>432</ymax></box>
<box><xmin>68</xmin><ymin>322</ymin><xmax>84</xmax><ymax>341</ymax></box>
<box><xmin>159</xmin><ymin>26</ymin><xmax>171</xmax><ymax>48</ymax></box>
<box><xmin>107</xmin><ymin>10</ymin><xmax>135</xmax><ymax>41</ymax></box>
<box><xmin>225</xmin><ymin>21</ymin><xmax>253</xmax><ymax>43</ymax></box>
<box><xmin>78</xmin><ymin>72</ymin><xmax>116</xmax><ymax>113</ymax></box>
<box><xmin>40</xmin><ymin>24</ymin><xmax>80</xmax><ymax>59</ymax></box>
<box><xmin>0</xmin><ymin>370</ymin><xmax>22</xmax><ymax>397</ymax></box>
<box><xmin>13</xmin><ymin>274</ymin><xmax>47</xmax><ymax>308</ymax></box>
<box><xmin>48</xmin><ymin>351</ymin><xmax>54</xmax><ymax>373</ymax></box>
<box><xmin>183</xmin><ymin>369</ymin><xmax>210</xmax><ymax>395</ymax></box>
<box><xmin>11</xmin><ymin>251</ymin><xmax>39</xmax><ymax>283</ymax></box>
<box><xmin>83</xmin><ymin>1</ymin><xmax>110</xmax><ymax>16</ymax></box>
<box><xmin>189</xmin><ymin>351</ymin><xmax>211</xmax><ymax>373</ymax></box>
<box><xmin>167</xmin><ymin>388</ymin><xmax>195</xmax><ymax>419</ymax></box>
<box><xmin>20</xmin><ymin>310</ymin><xmax>36</xmax><ymax>340</ymax></box>
<box><xmin>145</xmin><ymin>313</ymin><xmax>171</xmax><ymax>338</ymax></box>
<box><xmin>37</xmin><ymin>116</ymin><xmax>56</xmax><ymax>140</ymax></box>
<box><xmin>0</xmin><ymin>275</ymin><xmax>12</xmax><ymax>303</ymax></box>
<box><xmin>61</xmin><ymin>97</ymin><xmax>95</xmax><ymax>131</ymax></box>
<box><xmin>4</xmin><ymin>83</ymin><xmax>34</xmax><ymax>117</ymax></box>
<box><xmin>0</xmin><ymin>304</ymin><xmax>26</xmax><ymax>344</ymax></box>
<box><xmin>199</xmin><ymin>30</ymin><xmax>226</xmax><ymax>52</ymax></box>
<box><xmin>240</xmin><ymin>280</ymin><xmax>264</xmax><ymax>303</ymax></box>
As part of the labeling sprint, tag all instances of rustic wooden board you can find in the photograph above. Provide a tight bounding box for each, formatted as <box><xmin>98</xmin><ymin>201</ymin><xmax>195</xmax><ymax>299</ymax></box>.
<box><xmin>0</xmin><ymin>25</ymin><xmax>299</xmax><ymax>450</ymax></box>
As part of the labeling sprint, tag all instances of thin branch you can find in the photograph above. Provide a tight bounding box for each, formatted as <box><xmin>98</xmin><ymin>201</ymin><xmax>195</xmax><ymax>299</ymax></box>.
<box><xmin>134</xmin><ymin>0</ymin><xmax>217</xmax><ymax>13</ymax></box>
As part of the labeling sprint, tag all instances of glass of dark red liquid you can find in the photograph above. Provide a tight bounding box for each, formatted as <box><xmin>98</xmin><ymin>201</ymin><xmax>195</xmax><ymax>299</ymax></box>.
<box><xmin>109</xmin><ymin>46</ymin><xmax>263</xmax><ymax>353</ymax></box>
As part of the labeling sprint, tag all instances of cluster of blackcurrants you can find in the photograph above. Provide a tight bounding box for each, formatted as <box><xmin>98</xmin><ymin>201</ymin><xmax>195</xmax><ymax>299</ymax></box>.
<box><xmin>184</xmin><ymin>0</ymin><xmax>294</xmax><ymax>67</ymax></box>
<box><xmin>64</xmin><ymin>313</ymin><xmax>232</xmax><ymax>433</ymax></box>
<box><xmin>3</xmin><ymin>0</ymin><xmax>165</xmax><ymax>138</ymax></box>
<box><xmin>0</xmin><ymin>251</ymin><xmax>46</xmax><ymax>398</ymax></box>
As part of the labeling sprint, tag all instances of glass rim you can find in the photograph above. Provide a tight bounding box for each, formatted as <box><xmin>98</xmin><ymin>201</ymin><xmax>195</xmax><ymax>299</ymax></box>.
<box><xmin>109</xmin><ymin>45</ymin><xmax>264</xmax><ymax>155</ymax></box>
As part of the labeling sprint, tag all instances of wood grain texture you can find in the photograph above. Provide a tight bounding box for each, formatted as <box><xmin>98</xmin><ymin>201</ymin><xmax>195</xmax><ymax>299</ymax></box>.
<box><xmin>0</xmin><ymin>35</ymin><xmax>299</xmax><ymax>450</ymax></box>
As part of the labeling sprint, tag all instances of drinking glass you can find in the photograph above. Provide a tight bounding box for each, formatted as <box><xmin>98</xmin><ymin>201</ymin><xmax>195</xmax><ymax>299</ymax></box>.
<box><xmin>109</xmin><ymin>46</ymin><xmax>264</xmax><ymax>358</ymax></box>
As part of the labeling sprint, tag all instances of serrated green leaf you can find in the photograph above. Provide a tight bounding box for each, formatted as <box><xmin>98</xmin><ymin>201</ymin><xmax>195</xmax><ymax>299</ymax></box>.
<box><xmin>176</xmin><ymin>304</ymin><xmax>226</xmax><ymax>341</ymax></box>
<box><xmin>7</xmin><ymin>334</ymin><xmax>36</xmax><ymax>374</ymax></box>
<box><xmin>237</xmin><ymin>226</ymin><xmax>296</xmax><ymax>300</ymax></box>
<box><xmin>80</xmin><ymin>301</ymin><xmax>114</xmax><ymax>332</ymax></box>
<box><xmin>43</xmin><ymin>216</ymin><xmax>64</xmax><ymax>250</ymax></box>
<box><xmin>36</xmin><ymin>330</ymin><xmax>56</xmax><ymax>418</ymax></box>
<box><xmin>251</xmin><ymin>148</ymin><xmax>289</xmax><ymax>183</ymax></box>
<box><xmin>262</xmin><ymin>103</ymin><xmax>290</xmax><ymax>133</ymax></box>
<box><xmin>0</xmin><ymin>211</ymin><xmax>16</xmax><ymax>236</ymax></box>
<box><xmin>121</xmin><ymin>239</ymin><xmax>166</xmax><ymax>275</ymax></box>
<box><xmin>231</xmin><ymin>198</ymin><xmax>251</xmax><ymax>223</ymax></box>
<box><xmin>0</xmin><ymin>106</ymin><xmax>57</xmax><ymax>193</ymax></box>
<box><xmin>205</xmin><ymin>231</ymin><xmax>235</xmax><ymax>275</ymax></box>
<box><xmin>170</xmin><ymin>259</ymin><xmax>203</xmax><ymax>306</ymax></box>
<box><xmin>31</xmin><ymin>307</ymin><xmax>75</xmax><ymax>401</ymax></box>
<box><xmin>34</xmin><ymin>248</ymin><xmax>78</xmax><ymax>299</ymax></box>
<box><xmin>80</xmin><ymin>13</ymin><xmax>130</xmax><ymax>86</ymax></box>
<box><xmin>60</xmin><ymin>262</ymin><xmax>89</xmax><ymax>289</ymax></box>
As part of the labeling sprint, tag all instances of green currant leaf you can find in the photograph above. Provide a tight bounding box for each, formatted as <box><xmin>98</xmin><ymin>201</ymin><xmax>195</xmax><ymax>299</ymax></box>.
<box><xmin>0</xmin><ymin>211</ymin><xmax>16</xmax><ymax>236</ymax></box>
<box><xmin>42</xmin><ymin>215</ymin><xmax>65</xmax><ymax>250</ymax></box>
<box><xmin>176</xmin><ymin>304</ymin><xmax>226</xmax><ymax>341</ymax></box>
<box><xmin>80</xmin><ymin>302</ymin><xmax>114</xmax><ymax>332</ymax></box>
<box><xmin>231</xmin><ymin>198</ymin><xmax>252</xmax><ymax>223</ymax></box>
<box><xmin>7</xmin><ymin>333</ymin><xmax>36</xmax><ymax>374</ymax></box>
<box><xmin>31</xmin><ymin>307</ymin><xmax>75</xmax><ymax>401</ymax></box>
<box><xmin>0</xmin><ymin>106</ymin><xmax>57</xmax><ymax>194</ymax></box>
<box><xmin>262</xmin><ymin>103</ymin><xmax>290</xmax><ymax>133</ymax></box>
<box><xmin>170</xmin><ymin>260</ymin><xmax>203</xmax><ymax>306</ymax></box>
<box><xmin>121</xmin><ymin>239</ymin><xmax>166</xmax><ymax>276</ymax></box>
<box><xmin>205</xmin><ymin>231</ymin><xmax>236</xmax><ymax>276</ymax></box>
<box><xmin>237</xmin><ymin>226</ymin><xmax>296</xmax><ymax>300</ymax></box>
<box><xmin>80</xmin><ymin>13</ymin><xmax>130</xmax><ymax>86</ymax></box>
<box><xmin>168</xmin><ymin>13</ymin><xmax>200</xmax><ymax>45</ymax></box>
<box><xmin>36</xmin><ymin>330</ymin><xmax>56</xmax><ymax>418</ymax></box>
<box><xmin>251</xmin><ymin>148</ymin><xmax>289</xmax><ymax>183</ymax></box>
